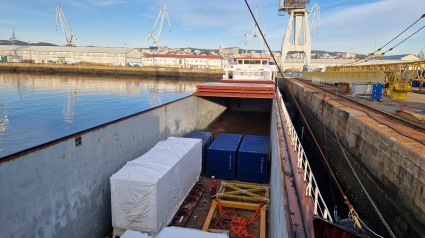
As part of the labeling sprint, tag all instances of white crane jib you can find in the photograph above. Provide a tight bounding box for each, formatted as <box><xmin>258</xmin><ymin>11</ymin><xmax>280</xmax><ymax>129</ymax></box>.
<box><xmin>244</xmin><ymin>7</ymin><xmax>265</xmax><ymax>54</ymax></box>
<box><xmin>56</xmin><ymin>5</ymin><xmax>77</xmax><ymax>46</ymax></box>
<box><xmin>298</xmin><ymin>3</ymin><xmax>320</xmax><ymax>45</ymax></box>
<box><xmin>146</xmin><ymin>5</ymin><xmax>171</xmax><ymax>49</ymax></box>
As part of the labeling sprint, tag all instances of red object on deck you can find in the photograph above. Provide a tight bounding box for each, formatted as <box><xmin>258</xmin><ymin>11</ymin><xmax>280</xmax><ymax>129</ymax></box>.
<box><xmin>211</xmin><ymin>178</ymin><xmax>217</xmax><ymax>197</ymax></box>
<box><xmin>193</xmin><ymin>82</ymin><xmax>275</xmax><ymax>99</ymax></box>
<box><xmin>219</xmin><ymin>79</ymin><xmax>275</xmax><ymax>84</ymax></box>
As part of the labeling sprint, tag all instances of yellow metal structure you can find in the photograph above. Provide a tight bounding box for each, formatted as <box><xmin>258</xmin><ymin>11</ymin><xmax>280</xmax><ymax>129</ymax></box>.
<box><xmin>202</xmin><ymin>199</ymin><xmax>268</xmax><ymax>238</ymax></box>
<box><xmin>217</xmin><ymin>181</ymin><xmax>270</xmax><ymax>204</ymax></box>
<box><xmin>326</xmin><ymin>60</ymin><xmax>425</xmax><ymax>100</ymax></box>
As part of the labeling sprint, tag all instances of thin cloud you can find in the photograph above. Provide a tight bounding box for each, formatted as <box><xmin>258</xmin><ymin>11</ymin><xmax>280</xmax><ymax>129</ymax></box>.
<box><xmin>68</xmin><ymin>0</ymin><xmax>90</xmax><ymax>10</ymax></box>
<box><xmin>0</xmin><ymin>19</ymin><xmax>14</xmax><ymax>25</ymax></box>
<box><xmin>90</xmin><ymin>0</ymin><xmax>126</xmax><ymax>7</ymax></box>
<box><xmin>25</xmin><ymin>9</ymin><xmax>54</xmax><ymax>17</ymax></box>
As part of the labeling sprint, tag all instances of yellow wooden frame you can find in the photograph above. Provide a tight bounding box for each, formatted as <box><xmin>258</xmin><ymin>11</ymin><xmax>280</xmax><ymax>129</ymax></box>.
<box><xmin>217</xmin><ymin>181</ymin><xmax>270</xmax><ymax>204</ymax></box>
<box><xmin>202</xmin><ymin>199</ymin><xmax>268</xmax><ymax>238</ymax></box>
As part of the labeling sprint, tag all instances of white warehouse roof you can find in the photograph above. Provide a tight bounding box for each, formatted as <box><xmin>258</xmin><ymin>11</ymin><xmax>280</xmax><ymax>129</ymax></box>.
<box><xmin>0</xmin><ymin>45</ymin><xmax>137</xmax><ymax>54</ymax></box>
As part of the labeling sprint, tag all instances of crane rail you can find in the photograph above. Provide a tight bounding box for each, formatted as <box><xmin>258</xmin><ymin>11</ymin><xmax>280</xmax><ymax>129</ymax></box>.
<box><xmin>293</xmin><ymin>78</ymin><xmax>425</xmax><ymax>135</ymax></box>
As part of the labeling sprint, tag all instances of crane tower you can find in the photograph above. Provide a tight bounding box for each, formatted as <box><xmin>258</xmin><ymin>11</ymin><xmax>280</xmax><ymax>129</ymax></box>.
<box><xmin>56</xmin><ymin>5</ymin><xmax>77</xmax><ymax>46</ymax></box>
<box><xmin>279</xmin><ymin>0</ymin><xmax>316</xmax><ymax>71</ymax></box>
<box><xmin>146</xmin><ymin>5</ymin><xmax>171</xmax><ymax>50</ymax></box>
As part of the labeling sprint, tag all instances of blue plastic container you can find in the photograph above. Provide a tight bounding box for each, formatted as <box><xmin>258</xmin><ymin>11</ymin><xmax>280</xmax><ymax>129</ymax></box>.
<box><xmin>371</xmin><ymin>82</ymin><xmax>383</xmax><ymax>100</ymax></box>
<box><xmin>237</xmin><ymin>135</ymin><xmax>269</xmax><ymax>183</ymax></box>
<box><xmin>207</xmin><ymin>133</ymin><xmax>242</xmax><ymax>180</ymax></box>
<box><xmin>185</xmin><ymin>131</ymin><xmax>214</xmax><ymax>171</ymax></box>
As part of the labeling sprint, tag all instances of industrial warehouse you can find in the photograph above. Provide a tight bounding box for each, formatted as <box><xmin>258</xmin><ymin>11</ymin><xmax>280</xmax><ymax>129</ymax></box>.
<box><xmin>0</xmin><ymin>45</ymin><xmax>143</xmax><ymax>66</ymax></box>
<box><xmin>0</xmin><ymin>45</ymin><xmax>225</xmax><ymax>69</ymax></box>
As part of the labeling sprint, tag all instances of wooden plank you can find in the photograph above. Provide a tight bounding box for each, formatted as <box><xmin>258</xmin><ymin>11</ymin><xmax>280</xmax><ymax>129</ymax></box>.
<box><xmin>208</xmin><ymin>228</ymin><xmax>230</xmax><ymax>234</ymax></box>
<box><xmin>217</xmin><ymin>193</ymin><xmax>269</xmax><ymax>203</ymax></box>
<box><xmin>219</xmin><ymin>200</ymin><xmax>260</xmax><ymax>210</ymax></box>
<box><xmin>202</xmin><ymin>199</ymin><xmax>217</xmax><ymax>231</ymax></box>
<box><xmin>223</xmin><ymin>188</ymin><xmax>265</xmax><ymax>195</ymax></box>
<box><xmin>225</xmin><ymin>183</ymin><xmax>264</xmax><ymax>199</ymax></box>
<box><xmin>260</xmin><ymin>206</ymin><xmax>267</xmax><ymax>238</ymax></box>
<box><xmin>223</xmin><ymin>182</ymin><xmax>268</xmax><ymax>189</ymax></box>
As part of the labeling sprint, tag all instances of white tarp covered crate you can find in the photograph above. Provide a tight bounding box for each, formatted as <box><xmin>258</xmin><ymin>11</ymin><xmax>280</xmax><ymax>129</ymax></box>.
<box><xmin>111</xmin><ymin>137</ymin><xmax>202</xmax><ymax>235</ymax></box>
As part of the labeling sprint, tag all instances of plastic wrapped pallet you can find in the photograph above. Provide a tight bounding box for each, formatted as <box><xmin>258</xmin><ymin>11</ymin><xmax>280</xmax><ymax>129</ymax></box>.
<box><xmin>185</xmin><ymin>131</ymin><xmax>214</xmax><ymax>171</ymax></box>
<box><xmin>110</xmin><ymin>137</ymin><xmax>202</xmax><ymax>235</ymax></box>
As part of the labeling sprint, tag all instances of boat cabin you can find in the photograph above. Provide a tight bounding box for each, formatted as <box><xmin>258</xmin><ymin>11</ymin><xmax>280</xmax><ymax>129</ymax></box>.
<box><xmin>224</xmin><ymin>57</ymin><xmax>278</xmax><ymax>81</ymax></box>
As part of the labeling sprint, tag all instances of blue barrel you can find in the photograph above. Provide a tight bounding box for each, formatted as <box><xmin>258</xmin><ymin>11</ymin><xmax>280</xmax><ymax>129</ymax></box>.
<box><xmin>237</xmin><ymin>135</ymin><xmax>269</xmax><ymax>183</ymax></box>
<box><xmin>371</xmin><ymin>83</ymin><xmax>383</xmax><ymax>100</ymax></box>
<box><xmin>207</xmin><ymin>133</ymin><xmax>242</xmax><ymax>180</ymax></box>
<box><xmin>185</xmin><ymin>131</ymin><xmax>214</xmax><ymax>171</ymax></box>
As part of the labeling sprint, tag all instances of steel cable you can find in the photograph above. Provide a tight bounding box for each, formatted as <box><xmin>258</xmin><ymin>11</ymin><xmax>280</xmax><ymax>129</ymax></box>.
<box><xmin>341</xmin><ymin>14</ymin><xmax>425</xmax><ymax>67</ymax></box>
<box><xmin>242</xmin><ymin>0</ymin><xmax>365</xmax><ymax>232</ymax></box>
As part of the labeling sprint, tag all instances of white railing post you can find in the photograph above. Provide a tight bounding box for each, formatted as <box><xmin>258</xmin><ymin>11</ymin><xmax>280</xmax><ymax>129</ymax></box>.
<box><xmin>314</xmin><ymin>187</ymin><xmax>319</xmax><ymax>216</ymax></box>
<box><xmin>277</xmin><ymin>92</ymin><xmax>333</xmax><ymax>222</ymax></box>
<box><xmin>306</xmin><ymin>172</ymin><xmax>312</xmax><ymax>196</ymax></box>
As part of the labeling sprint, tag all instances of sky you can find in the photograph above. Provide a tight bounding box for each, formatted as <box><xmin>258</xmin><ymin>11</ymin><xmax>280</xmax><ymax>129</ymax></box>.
<box><xmin>0</xmin><ymin>0</ymin><xmax>424</xmax><ymax>54</ymax></box>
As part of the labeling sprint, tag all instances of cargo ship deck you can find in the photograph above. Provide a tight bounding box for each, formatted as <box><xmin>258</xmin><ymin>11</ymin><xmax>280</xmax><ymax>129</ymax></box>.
<box><xmin>181</xmin><ymin>109</ymin><xmax>271</xmax><ymax>238</ymax></box>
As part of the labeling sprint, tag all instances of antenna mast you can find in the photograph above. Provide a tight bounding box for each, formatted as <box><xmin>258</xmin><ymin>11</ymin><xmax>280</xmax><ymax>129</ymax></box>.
<box><xmin>10</xmin><ymin>28</ymin><xmax>18</xmax><ymax>45</ymax></box>
<box><xmin>56</xmin><ymin>5</ymin><xmax>77</xmax><ymax>46</ymax></box>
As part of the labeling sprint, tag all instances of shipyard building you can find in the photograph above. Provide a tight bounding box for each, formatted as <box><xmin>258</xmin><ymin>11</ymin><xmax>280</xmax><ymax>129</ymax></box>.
<box><xmin>0</xmin><ymin>45</ymin><xmax>143</xmax><ymax>66</ymax></box>
<box><xmin>142</xmin><ymin>54</ymin><xmax>224</xmax><ymax>69</ymax></box>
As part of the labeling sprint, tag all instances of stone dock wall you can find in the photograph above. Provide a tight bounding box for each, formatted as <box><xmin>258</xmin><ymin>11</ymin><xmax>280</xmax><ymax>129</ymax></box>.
<box><xmin>0</xmin><ymin>63</ymin><xmax>224</xmax><ymax>80</ymax></box>
<box><xmin>280</xmin><ymin>78</ymin><xmax>425</xmax><ymax>238</ymax></box>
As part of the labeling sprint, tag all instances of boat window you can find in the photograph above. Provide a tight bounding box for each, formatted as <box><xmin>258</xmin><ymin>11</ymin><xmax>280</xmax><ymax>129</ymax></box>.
<box><xmin>254</xmin><ymin>60</ymin><xmax>261</xmax><ymax>64</ymax></box>
<box><xmin>238</xmin><ymin>60</ymin><xmax>243</xmax><ymax>64</ymax></box>
<box><xmin>262</xmin><ymin>61</ymin><xmax>267</xmax><ymax>65</ymax></box>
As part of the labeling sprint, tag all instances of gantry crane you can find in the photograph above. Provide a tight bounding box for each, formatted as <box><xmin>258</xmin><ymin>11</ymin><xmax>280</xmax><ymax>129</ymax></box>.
<box><xmin>146</xmin><ymin>5</ymin><xmax>171</xmax><ymax>50</ymax></box>
<box><xmin>244</xmin><ymin>7</ymin><xmax>265</xmax><ymax>54</ymax></box>
<box><xmin>56</xmin><ymin>5</ymin><xmax>77</xmax><ymax>46</ymax></box>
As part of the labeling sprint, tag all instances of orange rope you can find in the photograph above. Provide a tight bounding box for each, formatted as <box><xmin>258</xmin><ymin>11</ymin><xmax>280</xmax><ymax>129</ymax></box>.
<box><xmin>215</xmin><ymin>199</ymin><xmax>262</xmax><ymax>238</ymax></box>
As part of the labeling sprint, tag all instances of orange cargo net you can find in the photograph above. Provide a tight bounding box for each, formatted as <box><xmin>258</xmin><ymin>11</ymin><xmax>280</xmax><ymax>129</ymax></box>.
<box><xmin>214</xmin><ymin>199</ymin><xmax>262</xmax><ymax>238</ymax></box>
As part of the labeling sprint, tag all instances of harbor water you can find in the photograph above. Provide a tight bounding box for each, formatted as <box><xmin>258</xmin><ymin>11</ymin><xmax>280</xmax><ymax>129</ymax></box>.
<box><xmin>0</xmin><ymin>73</ymin><xmax>203</xmax><ymax>158</ymax></box>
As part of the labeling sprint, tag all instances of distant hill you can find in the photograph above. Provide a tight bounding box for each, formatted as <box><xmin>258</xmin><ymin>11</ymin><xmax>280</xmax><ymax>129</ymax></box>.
<box><xmin>0</xmin><ymin>40</ymin><xmax>57</xmax><ymax>46</ymax></box>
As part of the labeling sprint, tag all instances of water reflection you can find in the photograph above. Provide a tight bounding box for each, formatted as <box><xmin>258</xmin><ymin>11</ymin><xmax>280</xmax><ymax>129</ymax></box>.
<box><xmin>0</xmin><ymin>73</ymin><xmax>203</xmax><ymax>158</ymax></box>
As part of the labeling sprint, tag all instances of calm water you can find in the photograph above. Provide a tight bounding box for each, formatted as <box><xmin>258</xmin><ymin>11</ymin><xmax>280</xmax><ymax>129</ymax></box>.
<box><xmin>0</xmin><ymin>73</ymin><xmax>204</xmax><ymax>158</ymax></box>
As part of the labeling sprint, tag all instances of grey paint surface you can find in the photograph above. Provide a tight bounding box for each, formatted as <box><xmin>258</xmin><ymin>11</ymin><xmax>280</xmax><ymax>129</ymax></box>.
<box><xmin>0</xmin><ymin>96</ymin><xmax>226</xmax><ymax>238</ymax></box>
<box><xmin>269</xmin><ymin>100</ymin><xmax>288</xmax><ymax>238</ymax></box>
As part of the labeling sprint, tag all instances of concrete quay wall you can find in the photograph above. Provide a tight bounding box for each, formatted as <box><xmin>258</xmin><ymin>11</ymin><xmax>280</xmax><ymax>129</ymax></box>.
<box><xmin>280</xmin><ymin>78</ymin><xmax>425</xmax><ymax>238</ymax></box>
<box><xmin>0</xmin><ymin>63</ymin><xmax>224</xmax><ymax>80</ymax></box>
<box><xmin>0</xmin><ymin>96</ymin><xmax>226</xmax><ymax>238</ymax></box>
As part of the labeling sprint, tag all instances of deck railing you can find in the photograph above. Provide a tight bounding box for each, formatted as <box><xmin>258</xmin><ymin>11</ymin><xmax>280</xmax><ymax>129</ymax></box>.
<box><xmin>277</xmin><ymin>93</ymin><xmax>333</xmax><ymax>222</ymax></box>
